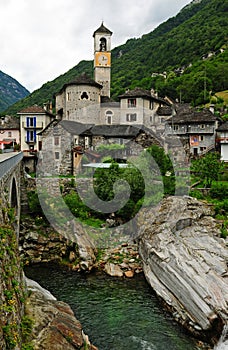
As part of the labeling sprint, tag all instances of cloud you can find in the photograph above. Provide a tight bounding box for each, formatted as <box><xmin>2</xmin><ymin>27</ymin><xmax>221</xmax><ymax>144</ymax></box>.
<box><xmin>0</xmin><ymin>0</ymin><xmax>190</xmax><ymax>92</ymax></box>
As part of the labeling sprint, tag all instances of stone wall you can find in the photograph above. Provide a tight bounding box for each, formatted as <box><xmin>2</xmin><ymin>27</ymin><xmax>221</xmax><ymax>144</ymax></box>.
<box><xmin>0</xmin><ymin>159</ymin><xmax>25</xmax><ymax>349</ymax></box>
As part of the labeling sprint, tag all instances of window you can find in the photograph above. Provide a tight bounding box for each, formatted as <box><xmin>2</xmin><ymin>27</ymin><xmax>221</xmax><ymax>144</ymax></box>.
<box><xmin>100</xmin><ymin>37</ymin><xmax>107</xmax><ymax>51</ymax></box>
<box><xmin>81</xmin><ymin>91</ymin><xmax>89</xmax><ymax>100</ymax></box>
<box><xmin>173</xmin><ymin>125</ymin><xmax>179</xmax><ymax>131</ymax></box>
<box><xmin>26</xmin><ymin>117</ymin><xmax>36</xmax><ymax>127</ymax></box>
<box><xmin>55</xmin><ymin>152</ymin><xmax>60</xmax><ymax>160</ymax></box>
<box><xmin>126</xmin><ymin>113</ymin><xmax>137</xmax><ymax>122</ymax></box>
<box><xmin>200</xmin><ymin>135</ymin><xmax>204</xmax><ymax>141</ymax></box>
<box><xmin>26</xmin><ymin>130</ymin><xmax>36</xmax><ymax>142</ymax></box>
<box><xmin>201</xmin><ymin>124</ymin><xmax>205</xmax><ymax>129</ymax></box>
<box><xmin>127</xmin><ymin>98</ymin><xmax>136</xmax><ymax>108</ymax></box>
<box><xmin>106</xmin><ymin>110</ymin><xmax>113</xmax><ymax>124</ymax></box>
<box><xmin>29</xmin><ymin>131</ymin><xmax>34</xmax><ymax>141</ymax></box>
<box><xmin>150</xmin><ymin>101</ymin><xmax>154</xmax><ymax>110</ymax></box>
<box><xmin>67</xmin><ymin>92</ymin><xmax>71</xmax><ymax>101</ymax></box>
<box><xmin>8</xmin><ymin>131</ymin><xmax>12</xmax><ymax>137</ymax></box>
<box><xmin>54</xmin><ymin>136</ymin><xmax>60</xmax><ymax>146</ymax></box>
<box><xmin>74</xmin><ymin>137</ymin><xmax>79</xmax><ymax>145</ymax></box>
<box><xmin>200</xmin><ymin>147</ymin><xmax>206</xmax><ymax>152</ymax></box>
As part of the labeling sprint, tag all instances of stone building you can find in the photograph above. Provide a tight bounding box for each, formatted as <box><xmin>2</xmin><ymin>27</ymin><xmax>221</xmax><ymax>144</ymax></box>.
<box><xmin>38</xmin><ymin>119</ymin><xmax>162</xmax><ymax>176</ymax></box>
<box><xmin>165</xmin><ymin>105</ymin><xmax>220</xmax><ymax>157</ymax></box>
<box><xmin>54</xmin><ymin>22</ymin><xmax>171</xmax><ymax>132</ymax></box>
<box><xmin>37</xmin><ymin>22</ymin><xmax>222</xmax><ymax>176</ymax></box>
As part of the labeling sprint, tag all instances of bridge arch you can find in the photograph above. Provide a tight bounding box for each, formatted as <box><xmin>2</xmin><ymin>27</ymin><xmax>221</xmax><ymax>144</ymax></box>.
<box><xmin>10</xmin><ymin>176</ymin><xmax>18</xmax><ymax>211</ymax></box>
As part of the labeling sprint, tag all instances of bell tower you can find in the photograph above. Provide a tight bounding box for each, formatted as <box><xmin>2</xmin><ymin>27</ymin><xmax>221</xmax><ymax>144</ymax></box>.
<box><xmin>93</xmin><ymin>22</ymin><xmax>112</xmax><ymax>98</ymax></box>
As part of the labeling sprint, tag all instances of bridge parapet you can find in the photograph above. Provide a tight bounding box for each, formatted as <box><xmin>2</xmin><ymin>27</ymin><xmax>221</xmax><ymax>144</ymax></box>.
<box><xmin>0</xmin><ymin>152</ymin><xmax>24</xmax><ymax>238</ymax></box>
<box><xmin>0</xmin><ymin>152</ymin><xmax>23</xmax><ymax>179</ymax></box>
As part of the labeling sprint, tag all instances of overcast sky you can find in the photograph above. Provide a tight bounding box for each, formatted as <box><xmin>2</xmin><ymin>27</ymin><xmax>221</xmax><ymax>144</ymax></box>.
<box><xmin>0</xmin><ymin>0</ymin><xmax>190</xmax><ymax>92</ymax></box>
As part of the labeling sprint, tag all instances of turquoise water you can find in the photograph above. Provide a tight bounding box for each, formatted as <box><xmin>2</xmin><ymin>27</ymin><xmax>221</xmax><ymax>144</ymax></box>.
<box><xmin>25</xmin><ymin>264</ymin><xmax>200</xmax><ymax>350</ymax></box>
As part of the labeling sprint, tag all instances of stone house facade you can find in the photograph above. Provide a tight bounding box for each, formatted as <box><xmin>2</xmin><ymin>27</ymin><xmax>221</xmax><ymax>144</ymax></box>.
<box><xmin>38</xmin><ymin>120</ymin><xmax>93</xmax><ymax>175</ymax></box>
<box><xmin>165</xmin><ymin>105</ymin><xmax>220</xmax><ymax>157</ymax></box>
<box><xmin>38</xmin><ymin>119</ymin><xmax>162</xmax><ymax>176</ymax></box>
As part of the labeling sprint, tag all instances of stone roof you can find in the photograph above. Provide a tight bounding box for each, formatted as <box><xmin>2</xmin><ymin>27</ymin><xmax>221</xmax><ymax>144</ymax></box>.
<box><xmin>59</xmin><ymin>120</ymin><xmax>94</xmax><ymax>135</ymax></box>
<box><xmin>118</xmin><ymin>88</ymin><xmax>152</xmax><ymax>100</ymax></box>
<box><xmin>217</xmin><ymin>121</ymin><xmax>228</xmax><ymax>131</ymax></box>
<box><xmin>118</xmin><ymin>88</ymin><xmax>170</xmax><ymax>105</ymax></box>
<box><xmin>0</xmin><ymin>115</ymin><xmax>19</xmax><ymax>130</ymax></box>
<box><xmin>57</xmin><ymin>73</ymin><xmax>102</xmax><ymax>94</ymax></box>
<box><xmin>166</xmin><ymin>108</ymin><xmax>218</xmax><ymax>124</ymax></box>
<box><xmin>90</xmin><ymin>124</ymin><xmax>158</xmax><ymax>138</ymax></box>
<box><xmin>156</xmin><ymin>106</ymin><xmax>172</xmax><ymax>116</ymax></box>
<box><xmin>93</xmin><ymin>22</ymin><xmax>112</xmax><ymax>37</ymax></box>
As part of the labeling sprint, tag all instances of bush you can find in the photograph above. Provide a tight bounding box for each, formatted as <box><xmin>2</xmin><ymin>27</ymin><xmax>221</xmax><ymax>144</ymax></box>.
<box><xmin>213</xmin><ymin>199</ymin><xmax>228</xmax><ymax>216</ymax></box>
<box><xmin>209</xmin><ymin>183</ymin><xmax>228</xmax><ymax>200</ymax></box>
<box><xmin>27</xmin><ymin>191</ymin><xmax>43</xmax><ymax>215</ymax></box>
<box><xmin>189</xmin><ymin>189</ymin><xmax>205</xmax><ymax>200</ymax></box>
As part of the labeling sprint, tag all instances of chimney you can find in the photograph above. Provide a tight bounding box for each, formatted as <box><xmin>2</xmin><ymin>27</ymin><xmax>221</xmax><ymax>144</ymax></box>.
<box><xmin>209</xmin><ymin>104</ymin><xmax>215</xmax><ymax>114</ymax></box>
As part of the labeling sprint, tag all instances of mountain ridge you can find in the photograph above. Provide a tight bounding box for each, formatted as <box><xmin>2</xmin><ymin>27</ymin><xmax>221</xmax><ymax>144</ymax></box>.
<box><xmin>0</xmin><ymin>70</ymin><xmax>29</xmax><ymax>112</ymax></box>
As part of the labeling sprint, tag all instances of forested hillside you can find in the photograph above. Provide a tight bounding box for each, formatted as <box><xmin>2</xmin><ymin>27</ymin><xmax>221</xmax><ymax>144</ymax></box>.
<box><xmin>0</xmin><ymin>71</ymin><xmax>29</xmax><ymax>112</ymax></box>
<box><xmin>2</xmin><ymin>0</ymin><xmax>227</xmax><ymax>116</ymax></box>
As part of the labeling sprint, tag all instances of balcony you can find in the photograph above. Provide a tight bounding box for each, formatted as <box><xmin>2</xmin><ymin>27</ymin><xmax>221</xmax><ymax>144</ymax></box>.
<box><xmin>186</xmin><ymin>126</ymin><xmax>214</xmax><ymax>134</ymax></box>
<box><xmin>25</xmin><ymin>137</ymin><xmax>36</xmax><ymax>144</ymax></box>
<box><xmin>22</xmin><ymin>122</ymin><xmax>43</xmax><ymax>129</ymax></box>
<box><xmin>165</xmin><ymin>125</ymin><xmax>215</xmax><ymax>135</ymax></box>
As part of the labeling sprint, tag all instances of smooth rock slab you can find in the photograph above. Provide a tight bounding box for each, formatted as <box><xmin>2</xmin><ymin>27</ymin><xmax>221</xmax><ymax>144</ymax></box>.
<box><xmin>137</xmin><ymin>196</ymin><xmax>228</xmax><ymax>344</ymax></box>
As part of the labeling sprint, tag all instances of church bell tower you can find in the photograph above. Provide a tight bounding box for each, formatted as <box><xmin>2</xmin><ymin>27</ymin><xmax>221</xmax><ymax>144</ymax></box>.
<box><xmin>93</xmin><ymin>22</ymin><xmax>112</xmax><ymax>98</ymax></box>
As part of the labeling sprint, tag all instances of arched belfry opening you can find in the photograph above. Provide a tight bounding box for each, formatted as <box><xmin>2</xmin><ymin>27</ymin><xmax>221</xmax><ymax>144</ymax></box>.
<box><xmin>100</xmin><ymin>37</ymin><xmax>107</xmax><ymax>51</ymax></box>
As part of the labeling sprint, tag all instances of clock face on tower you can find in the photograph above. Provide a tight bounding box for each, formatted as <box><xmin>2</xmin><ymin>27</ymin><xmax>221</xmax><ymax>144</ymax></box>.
<box><xmin>95</xmin><ymin>52</ymin><xmax>111</xmax><ymax>67</ymax></box>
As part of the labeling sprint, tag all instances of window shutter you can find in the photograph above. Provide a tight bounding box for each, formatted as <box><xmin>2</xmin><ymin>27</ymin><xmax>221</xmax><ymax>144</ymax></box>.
<box><xmin>26</xmin><ymin>117</ymin><xmax>29</xmax><ymax>127</ymax></box>
<box><xmin>34</xmin><ymin>117</ymin><xmax>36</xmax><ymax>127</ymax></box>
<box><xmin>27</xmin><ymin>130</ymin><xmax>30</xmax><ymax>142</ymax></box>
<box><xmin>34</xmin><ymin>130</ymin><xmax>36</xmax><ymax>142</ymax></box>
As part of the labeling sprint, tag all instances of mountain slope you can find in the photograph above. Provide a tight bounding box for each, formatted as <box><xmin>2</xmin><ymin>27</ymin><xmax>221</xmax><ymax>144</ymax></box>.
<box><xmin>2</xmin><ymin>0</ymin><xmax>228</xmax><ymax>116</ymax></box>
<box><xmin>0</xmin><ymin>71</ymin><xmax>30</xmax><ymax>112</ymax></box>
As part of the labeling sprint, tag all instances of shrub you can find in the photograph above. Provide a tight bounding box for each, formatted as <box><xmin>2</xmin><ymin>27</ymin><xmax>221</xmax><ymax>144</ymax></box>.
<box><xmin>210</xmin><ymin>183</ymin><xmax>228</xmax><ymax>200</ymax></box>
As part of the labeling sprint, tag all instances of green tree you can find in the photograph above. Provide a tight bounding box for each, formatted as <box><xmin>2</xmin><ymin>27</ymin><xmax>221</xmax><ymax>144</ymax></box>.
<box><xmin>191</xmin><ymin>152</ymin><xmax>224</xmax><ymax>187</ymax></box>
<box><xmin>146</xmin><ymin>145</ymin><xmax>175</xmax><ymax>195</ymax></box>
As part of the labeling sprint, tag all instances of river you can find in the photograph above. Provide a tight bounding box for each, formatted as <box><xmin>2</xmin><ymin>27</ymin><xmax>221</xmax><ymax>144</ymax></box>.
<box><xmin>25</xmin><ymin>263</ymin><xmax>205</xmax><ymax>350</ymax></box>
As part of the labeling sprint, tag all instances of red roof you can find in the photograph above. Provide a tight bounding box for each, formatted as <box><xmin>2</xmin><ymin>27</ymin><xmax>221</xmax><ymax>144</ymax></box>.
<box><xmin>0</xmin><ymin>140</ymin><xmax>13</xmax><ymax>144</ymax></box>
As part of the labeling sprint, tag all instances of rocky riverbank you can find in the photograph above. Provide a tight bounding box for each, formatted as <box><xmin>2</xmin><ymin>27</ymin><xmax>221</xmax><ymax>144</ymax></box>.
<box><xmin>137</xmin><ymin>196</ymin><xmax>228</xmax><ymax>346</ymax></box>
<box><xmin>20</xmin><ymin>216</ymin><xmax>143</xmax><ymax>278</ymax></box>
<box><xmin>19</xmin><ymin>190</ymin><xmax>228</xmax><ymax>348</ymax></box>
<box><xmin>24</xmin><ymin>277</ymin><xmax>98</xmax><ymax>350</ymax></box>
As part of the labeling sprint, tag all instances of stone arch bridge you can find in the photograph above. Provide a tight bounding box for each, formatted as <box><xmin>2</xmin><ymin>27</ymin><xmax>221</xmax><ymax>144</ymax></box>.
<box><xmin>0</xmin><ymin>152</ymin><xmax>23</xmax><ymax>234</ymax></box>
